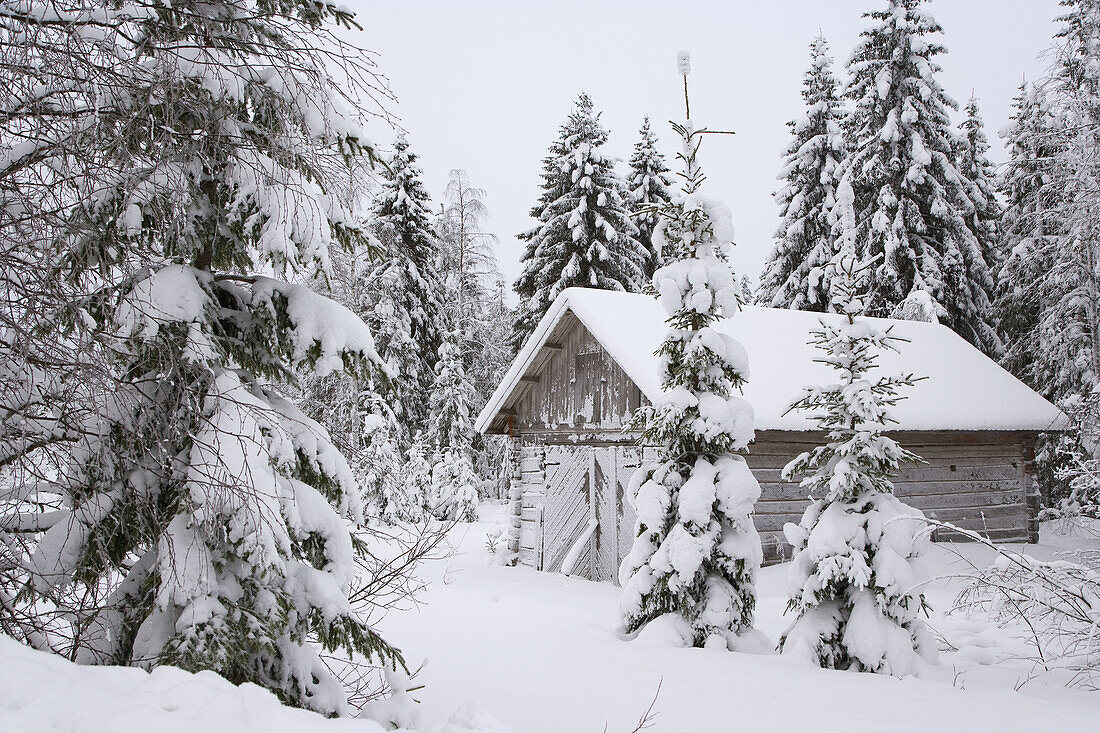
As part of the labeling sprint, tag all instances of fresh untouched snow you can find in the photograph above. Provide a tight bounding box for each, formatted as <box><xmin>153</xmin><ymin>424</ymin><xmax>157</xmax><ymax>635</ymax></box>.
<box><xmin>476</xmin><ymin>288</ymin><xmax>1069</xmax><ymax>434</ymax></box>
<box><xmin>0</xmin><ymin>633</ymin><xmax>512</xmax><ymax>733</ymax></box>
<box><xmin>5</xmin><ymin>509</ymin><xmax>1099</xmax><ymax>732</ymax></box>
<box><xmin>376</xmin><ymin>504</ymin><xmax>1099</xmax><ymax>733</ymax></box>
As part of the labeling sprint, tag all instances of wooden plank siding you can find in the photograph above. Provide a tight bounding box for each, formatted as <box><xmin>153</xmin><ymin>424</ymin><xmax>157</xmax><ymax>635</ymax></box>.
<box><xmin>503</xmin><ymin>317</ymin><xmax>1038</xmax><ymax>581</ymax></box>
<box><xmin>510</xmin><ymin>312</ymin><xmax>642</xmax><ymax>433</ymax></box>
<box><xmin>747</xmin><ymin>430</ymin><xmax>1030</xmax><ymax>563</ymax></box>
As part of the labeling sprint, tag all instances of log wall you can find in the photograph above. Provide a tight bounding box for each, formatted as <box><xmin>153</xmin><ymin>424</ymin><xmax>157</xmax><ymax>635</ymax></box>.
<box><xmin>748</xmin><ymin>430</ymin><xmax>1033</xmax><ymax>563</ymax></box>
<box><xmin>501</xmin><ymin>317</ymin><xmax>1038</xmax><ymax>579</ymax></box>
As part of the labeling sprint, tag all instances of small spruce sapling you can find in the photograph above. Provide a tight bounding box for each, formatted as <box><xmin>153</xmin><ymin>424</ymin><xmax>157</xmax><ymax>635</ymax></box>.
<box><xmin>778</xmin><ymin>236</ymin><xmax>937</xmax><ymax>676</ymax></box>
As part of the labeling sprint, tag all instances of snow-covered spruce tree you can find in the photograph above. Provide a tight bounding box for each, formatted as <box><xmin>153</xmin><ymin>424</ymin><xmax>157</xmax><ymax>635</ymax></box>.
<box><xmin>5</xmin><ymin>0</ymin><xmax>404</xmax><ymax>714</ymax></box>
<box><xmin>778</xmin><ymin>242</ymin><xmax>936</xmax><ymax>676</ymax></box>
<box><xmin>996</xmin><ymin>83</ymin><xmax>1064</xmax><ymax>391</ymax></box>
<box><xmin>425</xmin><ymin>326</ymin><xmax>479</xmax><ymax>522</ymax></box>
<box><xmin>619</xmin><ymin>53</ymin><xmax>762</xmax><ymax>650</ymax></box>
<box><xmin>403</xmin><ymin>436</ymin><xmax>434</xmax><ymax>518</ymax></box>
<box><xmin>954</xmin><ymin>96</ymin><xmax>1003</xmax><ymax>296</ymax></box>
<box><xmin>758</xmin><ymin>34</ymin><xmax>847</xmax><ymax>311</ymax></box>
<box><xmin>840</xmin><ymin>0</ymin><xmax>1001</xmax><ymax>355</ymax></box>
<box><xmin>627</xmin><ymin>116</ymin><xmax>674</xmax><ymax>278</ymax></box>
<box><xmin>364</xmin><ymin>135</ymin><xmax>447</xmax><ymax>442</ymax></box>
<box><xmin>429</xmin><ymin>451</ymin><xmax>479</xmax><ymax>523</ymax></box>
<box><xmin>511</xmin><ymin>93</ymin><xmax>648</xmax><ymax>350</ymax></box>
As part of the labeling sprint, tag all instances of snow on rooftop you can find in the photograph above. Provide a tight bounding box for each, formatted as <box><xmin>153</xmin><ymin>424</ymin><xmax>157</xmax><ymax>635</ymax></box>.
<box><xmin>477</xmin><ymin>288</ymin><xmax>1069</xmax><ymax>434</ymax></box>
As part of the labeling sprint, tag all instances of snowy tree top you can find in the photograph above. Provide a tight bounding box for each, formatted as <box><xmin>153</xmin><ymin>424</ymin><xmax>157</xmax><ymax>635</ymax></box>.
<box><xmin>677</xmin><ymin>50</ymin><xmax>691</xmax><ymax>75</ymax></box>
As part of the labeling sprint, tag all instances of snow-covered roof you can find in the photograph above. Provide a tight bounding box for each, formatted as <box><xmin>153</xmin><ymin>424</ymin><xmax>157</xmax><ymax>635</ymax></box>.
<box><xmin>476</xmin><ymin>288</ymin><xmax>1070</xmax><ymax>434</ymax></box>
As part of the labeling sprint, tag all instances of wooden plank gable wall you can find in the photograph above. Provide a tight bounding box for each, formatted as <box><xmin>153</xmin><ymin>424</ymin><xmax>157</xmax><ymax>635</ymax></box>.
<box><xmin>510</xmin><ymin>312</ymin><xmax>643</xmax><ymax>434</ymax></box>
<box><xmin>500</xmin><ymin>316</ymin><xmax>1038</xmax><ymax>584</ymax></box>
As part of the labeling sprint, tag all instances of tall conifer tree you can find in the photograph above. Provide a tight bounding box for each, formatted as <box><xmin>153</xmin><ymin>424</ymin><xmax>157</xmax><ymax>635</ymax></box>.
<box><xmin>840</xmin><ymin>0</ymin><xmax>1000</xmax><ymax>355</ymax></box>
<box><xmin>758</xmin><ymin>34</ymin><xmax>847</xmax><ymax>311</ymax></box>
<box><xmin>1038</xmin><ymin>0</ymin><xmax>1100</xmax><ymax>408</ymax></box>
<box><xmin>620</xmin><ymin>54</ymin><xmax>762</xmax><ymax>649</ymax></box>
<box><xmin>365</xmin><ymin>136</ymin><xmax>446</xmax><ymax>440</ymax></box>
<box><xmin>626</xmin><ymin>116</ymin><xmax>674</xmax><ymax>278</ymax></box>
<box><xmin>511</xmin><ymin>94</ymin><xmax>647</xmax><ymax>350</ymax></box>
<box><xmin>996</xmin><ymin>83</ymin><xmax>1064</xmax><ymax>389</ymax></box>
<box><xmin>954</xmin><ymin>96</ymin><xmax>1003</xmax><ymax>295</ymax></box>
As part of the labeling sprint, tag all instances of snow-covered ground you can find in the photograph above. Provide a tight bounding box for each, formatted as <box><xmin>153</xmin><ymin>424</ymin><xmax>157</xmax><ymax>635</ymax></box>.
<box><xmin>379</xmin><ymin>503</ymin><xmax>1100</xmax><ymax>733</ymax></box>
<box><xmin>4</xmin><ymin>506</ymin><xmax>1098</xmax><ymax>733</ymax></box>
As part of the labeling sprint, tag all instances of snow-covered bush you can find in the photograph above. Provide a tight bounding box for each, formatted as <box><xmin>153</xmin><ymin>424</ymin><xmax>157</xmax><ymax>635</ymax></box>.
<box><xmin>430</xmin><ymin>450</ymin><xmax>479</xmax><ymax>523</ymax></box>
<box><xmin>483</xmin><ymin>522</ymin><xmax>513</xmax><ymax>565</ymax></box>
<box><xmin>619</xmin><ymin>54</ymin><xmax>762</xmax><ymax>649</ymax></box>
<box><xmin>779</xmin><ymin>243</ymin><xmax>936</xmax><ymax>677</ymax></box>
<box><xmin>951</xmin><ymin>520</ymin><xmax>1100</xmax><ymax>689</ymax></box>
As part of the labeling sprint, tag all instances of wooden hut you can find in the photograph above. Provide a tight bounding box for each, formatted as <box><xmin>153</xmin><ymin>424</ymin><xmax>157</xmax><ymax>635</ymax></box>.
<box><xmin>475</xmin><ymin>288</ymin><xmax>1069</xmax><ymax>583</ymax></box>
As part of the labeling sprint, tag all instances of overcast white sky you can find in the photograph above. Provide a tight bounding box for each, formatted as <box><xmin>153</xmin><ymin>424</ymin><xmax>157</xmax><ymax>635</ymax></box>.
<box><xmin>342</xmin><ymin>0</ymin><xmax>1059</xmax><ymax>292</ymax></box>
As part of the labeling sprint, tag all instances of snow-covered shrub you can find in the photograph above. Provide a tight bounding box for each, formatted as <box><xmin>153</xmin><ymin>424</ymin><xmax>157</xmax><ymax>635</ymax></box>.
<box><xmin>485</xmin><ymin>522</ymin><xmax>505</xmax><ymax>554</ymax></box>
<box><xmin>951</xmin><ymin>521</ymin><xmax>1100</xmax><ymax>689</ymax></box>
<box><xmin>361</xmin><ymin>659</ymin><xmax>422</xmax><ymax>730</ymax></box>
<box><xmin>483</xmin><ymin>521</ymin><xmax>515</xmax><ymax>566</ymax></box>
<box><xmin>779</xmin><ymin>241</ymin><xmax>937</xmax><ymax>677</ymax></box>
<box><xmin>430</xmin><ymin>450</ymin><xmax>479</xmax><ymax>522</ymax></box>
<box><xmin>620</xmin><ymin>54</ymin><xmax>762</xmax><ymax>649</ymax></box>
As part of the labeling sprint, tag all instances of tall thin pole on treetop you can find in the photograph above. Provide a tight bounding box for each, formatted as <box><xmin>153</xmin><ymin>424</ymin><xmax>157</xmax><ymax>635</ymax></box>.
<box><xmin>672</xmin><ymin>51</ymin><xmax>735</xmax><ymax>194</ymax></box>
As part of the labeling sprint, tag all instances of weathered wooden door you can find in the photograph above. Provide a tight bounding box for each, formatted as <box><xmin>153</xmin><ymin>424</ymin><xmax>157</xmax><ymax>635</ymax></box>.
<box><xmin>592</xmin><ymin>448</ymin><xmax>617</xmax><ymax>583</ymax></box>
<box><xmin>615</xmin><ymin>447</ymin><xmax>641</xmax><ymax>582</ymax></box>
<box><xmin>539</xmin><ymin>444</ymin><xmax>646</xmax><ymax>583</ymax></box>
<box><xmin>540</xmin><ymin>445</ymin><xmax>592</xmax><ymax>574</ymax></box>
<box><xmin>589</xmin><ymin>446</ymin><xmax>643</xmax><ymax>585</ymax></box>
